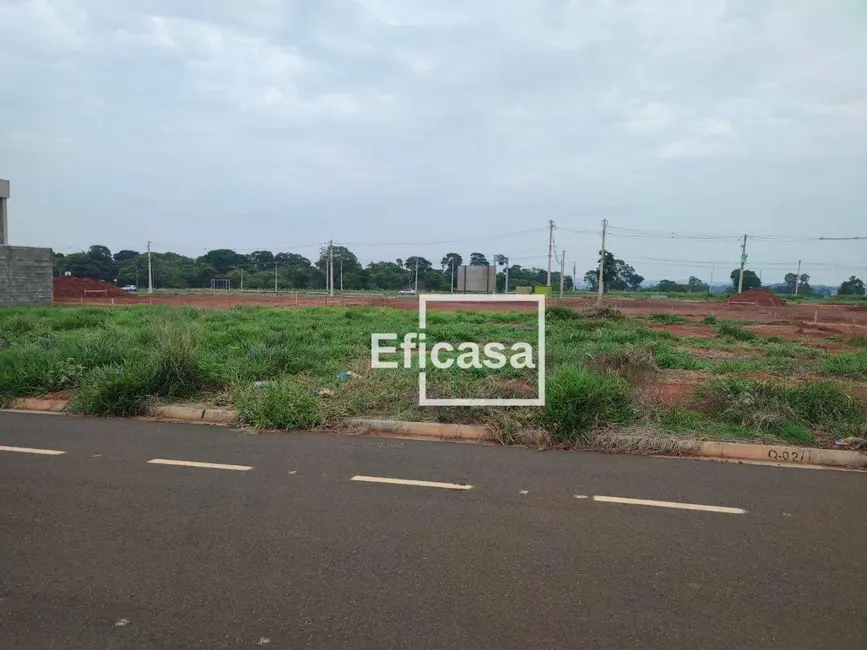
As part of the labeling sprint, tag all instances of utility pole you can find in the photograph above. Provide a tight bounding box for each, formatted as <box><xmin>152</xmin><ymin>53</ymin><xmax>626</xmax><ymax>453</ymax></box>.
<box><xmin>340</xmin><ymin>259</ymin><xmax>343</xmax><ymax>293</ymax></box>
<box><xmin>597</xmin><ymin>219</ymin><xmax>608</xmax><ymax>300</ymax></box>
<box><xmin>559</xmin><ymin>250</ymin><xmax>566</xmax><ymax>298</ymax></box>
<box><xmin>794</xmin><ymin>260</ymin><xmax>801</xmax><ymax>296</ymax></box>
<box><xmin>450</xmin><ymin>258</ymin><xmax>455</xmax><ymax>294</ymax></box>
<box><xmin>737</xmin><ymin>234</ymin><xmax>748</xmax><ymax>294</ymax></box>
<box><xmin>414</xmin><ymin>257</ymin><xmax>419</xmax><ymax>292</ymax></box>
<box><xmin>504</xmin><ymin>257</ymin><xmax>510</xmax><ymax>294</ymax></box>
<box><xmin>274</xmin><ymin>262</ymin><xmax>278</xmax><ymax>292</ymax></box>
<box><xmin>709</xmin><ymin>269</ymin><xmax>714</xmax><ymax>296</ymax></box>
<box><xmin>147</xmin><ymin>241</ymin><xmax>153</xmax><ymax>294</ymax></box>
<box><xmin>572</xmin><ymin>261</ymin><xmax>576</xmax><ymax>293</ymax></box>
<box><xmin>328</xmin><ymin>240</ymin><xmax>334</xmax><ymax>297</ymax></box>
<box><xmin>546</xmin><ymin>219</ymin><xmax>554</xmax><ymax>285</ymax></box>
<box><xmin>240</xmin><ymin>268</ymin><xmax>244</xmax><ymax>291</ymax></box>
<box><xmin>492</xmin><ymin>253</ymin><xmax>497</xmax><ymax>294</ymax></box>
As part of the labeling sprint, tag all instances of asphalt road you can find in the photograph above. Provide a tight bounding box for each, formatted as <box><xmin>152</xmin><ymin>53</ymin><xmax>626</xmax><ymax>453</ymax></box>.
<box><xmin>1</xmin><ymin>412</ymin><xmax>865</xmax><ymax>649</ymax></box>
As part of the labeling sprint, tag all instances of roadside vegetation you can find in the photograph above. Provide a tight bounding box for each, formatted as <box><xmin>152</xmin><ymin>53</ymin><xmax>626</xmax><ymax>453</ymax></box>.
<box><xmin>1</xmin><ymin>305</ymin><xmax>864</xmax><ymax>449</ymax></box>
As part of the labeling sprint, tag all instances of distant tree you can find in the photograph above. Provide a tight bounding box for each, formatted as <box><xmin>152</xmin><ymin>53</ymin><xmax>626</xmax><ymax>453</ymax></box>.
<box><xmin>583</xmin><ymin>251</ymin><xmax>643</xmax><ymax>292</ymax></box>
<box><xmin>687</xmin><ymin>276</ymin><xmax>709</xmax><ymax>293</ymax></box>
<box><xmin>366</xmin><ymin>261</ymin><xmax>408</xmax><ymax>290</ymax></box>
<box><xmin>198</xmin><ymin>249</ymin><xmax>246</xmax><ymax>274</ymax></box>
<box><xmin>247</xmin><ymin>250</ymin><xmax>275</xmax><ymax>269</ymax></box>
<box><xmin>730</xmin><ymin>269</ymin><xmax>761</xmax><ymax>291</ymax></box>
<box><xmin>113</xmin><ymin>249</ymin><xmax>140</xmax><ymax>262</ymax></box>
<box><xmin>782</xmin><ymin>272</ymin><xmax>811</xmax><ymax>295</ymax></box>
<box><xmin>839</xmin><ymin>276</ymin><xmax>865</xmax><ymax>296</ymax></box>
<box><xmin>469</xmin><ymin>252</ymin><xmax>489</xmax><ymax>266</ymax></box>
<box><xmin>656</xmin><ymin>279</ymin><xmax>686</xmax><ymax>293</ymax></box>
<box><xmin>316</xmin><ymin>245</ymin><xmax>361</xmax><ymax>275</ymax></box>
<box><xmin>441</xmin><ymin>253</ymin><xmax>463</xmax><ymax>272</ymax></box>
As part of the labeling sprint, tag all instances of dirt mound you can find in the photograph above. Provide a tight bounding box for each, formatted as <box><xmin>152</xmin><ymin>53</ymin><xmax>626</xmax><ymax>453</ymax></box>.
<box><xmin>728</xmin><ymin>288</ymin><xmax>787</xmax><ymax>307</ymax></box>
<box><xmin>53</xmin><ymin>276</ymin><xmax>131</xmax><ymax>298</ymax></box>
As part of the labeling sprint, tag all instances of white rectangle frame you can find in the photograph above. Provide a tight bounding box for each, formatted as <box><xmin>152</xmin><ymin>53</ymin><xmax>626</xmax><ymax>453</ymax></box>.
<box><xmin>417</xmin><ymin>294</ymin><xmax>545</xmax><ymax>406</ymax></box>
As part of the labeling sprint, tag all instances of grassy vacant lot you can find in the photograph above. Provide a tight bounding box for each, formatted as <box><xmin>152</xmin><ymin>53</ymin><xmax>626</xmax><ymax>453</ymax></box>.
<box><xmin>1</xmin><ymin>305</ymin><xmax>865</xmax><ymax>448</ymax></box>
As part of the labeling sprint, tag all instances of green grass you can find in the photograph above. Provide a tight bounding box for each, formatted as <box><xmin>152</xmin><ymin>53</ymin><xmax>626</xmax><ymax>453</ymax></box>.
<box><xmin>820</xmin><ymin>349</ymin><xmax>867</xmax><ymax>378</ymax></box>
<box><xmin>2</xmin><ymin>304</ymin><xmax>861</xmax><ymax>447</ymax></box>
<box><xmin>691</xmin><ymin>376</ymin><xmax>862</xmax><ymax>441</ymax></box>
<box><xmin>649</xmin><ymin>313</ymin><xmax>688</xmax><ymax>324</ymax></box>
<box><xmin>542</xmin><ymin>365</ymin><xmax>632</xmax><ymax>444</ymax></box>
<box><xmin>700</xmin><ymin>315</ymin><xmax>718</xmax><ymax>325</ymax></box>
<box><xmin>716</xmin><ymin>320</ymin><xmax>756</xmax><ymax>341</ymax></box>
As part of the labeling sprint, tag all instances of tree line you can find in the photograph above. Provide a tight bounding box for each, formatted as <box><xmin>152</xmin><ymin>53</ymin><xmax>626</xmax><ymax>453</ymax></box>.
<box><xmin>53</xmin><ymin>245</ymin><xmax>865</xmax><ymax>296</ymax></box>
<box><xmin>52</xmin><ymin>246</ymin><xmax>572</xmax><ymax>292</ymax></box>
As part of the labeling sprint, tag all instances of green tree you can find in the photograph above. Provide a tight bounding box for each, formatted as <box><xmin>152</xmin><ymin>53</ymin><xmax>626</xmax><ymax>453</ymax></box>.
<box><xmin>113</xmin><ymin>249</ymin><xmax>140</xmax><ymax>262</ymax></box>
<box><xmin>730</xmin><ymin>269</ymin><xmax>761</xmax><ymax>291</ymax></box>
<box><xmin>783</xmin><ymin>273</ymin><xmax>812</xmax><ymax>295</ymax></box>
<box><xmin>198</xmin><ymin>249</ymin><xmax>246</xmax><ymax>274</ymax></box>
<box><xmin>686</xmin><ymin>276</ymin><xmax>708</xmax><ymax>293</ymax></box>
<box><xmin>583</xmin><ymin>252</ymin><xmax>643</xmax><ymax>292</ymax></box>
<box><xmin>469</xmin><ymin>252</ymin><xmax>489</xmax><ymax>266</ymax></box>
<box><xmin>441</xmin><ymin>253</ymin><xmax>463</xmax><ymax>272</ymax></box>
<box><xmin>839</xmin><ymin>276</ymin><xmax>865</xmax><ymax>296</ymax></box>
<box><xmin>366</xmin><ymin>261</ymin><xmax>408</xmax><ymax>290</ymax></box>
<box><xmin>247</xmin><ymin>250</ymin><xmax>275</xmax><ymax>269</ymax></box>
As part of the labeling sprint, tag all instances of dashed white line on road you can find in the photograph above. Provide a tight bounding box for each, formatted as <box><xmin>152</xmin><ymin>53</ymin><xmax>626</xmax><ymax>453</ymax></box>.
<box><xmin>351</xmin><ymin>475</ymin><xmax>473</xmax><ymax>490</ymax></box>
<box><xmin>147</xmin><ymin>459</ymin><xmax>252</xmax><ymax>471</ymax></box>
<box><xmin>0</xmin><ymin>445</ymin><xmax>65</xmax><ymax>456</ymax></box>
<box><xmin>573</xmin><ymin>494</ymin><xmax>589</xmax><ymax>500</ymax></box>
<box><xmin>592</xmin><ymin>495</ymin><xmax>746</xmax><ymax>514</ymax></box>
<box><xmin>519</xmin><ymin>490</ymin><xmax>529</xmax><ymax>495</ymax></box>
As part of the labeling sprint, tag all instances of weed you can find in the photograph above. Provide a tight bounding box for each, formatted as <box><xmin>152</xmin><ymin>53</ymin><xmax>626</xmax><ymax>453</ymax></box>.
<box><xmin>651</xmin><ymin>345</ymin><xmax>699</xmax><ymax>370</ymax></box>
<box><xmin>584</xmin><ymin>346</ymin><xmax>658</xmax><ymax>384</ymax></box>
<box><xmin>716</xmin><ymin>320</ymin><xmax>755</xmax><ymax>341</ymax></box>
<box><xmin>546</xmin><ymin>305</ymin><xmax>580</xmax><ymax>321</ymax></box>
<box><xmin>542</xmin><ymin>365</ymin><xmax>632</xmax><ymax>444</ymax></box>
<box><xmin>581</xmin><ymin>304</ymin><xmax>624</xmax><ymax>320</ymax></box>
<box><xmin>649</xmin><ymin>313</ymin><xmax>687</xmax><ymax>324</ymax></box>
<box><xmin>701</xmin><ymin>315</ymin><xmax>718</xmax><ymax>325</ymax></box>
<box><xmin>236</xmin><ymin>378</ymin><xmax>324</xmax><ymax>430</ymax></box>
<box><xmin>70</xmin><ymin>360</ymin><xmax>153</xmax><ymax>417</ymax></box>
<box><xmin>820</xmin><ymin>349</ymin><xmax>867</xmax><ymax>378</ymax></box>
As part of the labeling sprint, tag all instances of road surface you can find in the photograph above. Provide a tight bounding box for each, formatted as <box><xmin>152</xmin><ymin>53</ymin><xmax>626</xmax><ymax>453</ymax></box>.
<box><xmin>1</xmin><ymin>412</ymin><xmax>865</xmax><ymax>649</ymax></box>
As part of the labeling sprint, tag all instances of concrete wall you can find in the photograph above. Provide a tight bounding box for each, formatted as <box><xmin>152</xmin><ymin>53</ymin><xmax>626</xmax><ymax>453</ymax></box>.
<box><xmin>0</xmin><ymin>246</ymin><xmax>53</xmax><ymax>306</ymax></box>
<box><xmin>456</xmin><ymin>265</ymin><xmax>496</xmax><ymax>292</ymax></box>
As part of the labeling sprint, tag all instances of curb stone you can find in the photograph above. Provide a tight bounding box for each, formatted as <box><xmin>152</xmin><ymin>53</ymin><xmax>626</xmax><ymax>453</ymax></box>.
<box><xmin>1</xmin><ymin>401</ymin><xmax>864</xmax><ymax>468</ymax></box>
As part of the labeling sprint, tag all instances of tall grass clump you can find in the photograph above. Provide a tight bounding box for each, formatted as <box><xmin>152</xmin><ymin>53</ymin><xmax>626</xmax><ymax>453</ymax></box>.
<box><xmin>148</xmin><ymin>325</ymin><xmax>211</xmax><ymax>398</ymax></box>
<box><xmin>546</xmin><ymin>305</ymin><xmax>580</xmax><ymax>321</ymax></box>
<box><xmin>70</xmin><ymin>359</ymin><xmax>154</xmax><ymax>417</ymax></box>
<box><xmin>235</xmin><ymin>378</ymin><xmax>324</xmax><ymax>430</ymax></box>
<box><xmin>691</xmin><ymin>377</ymin><xmax>861</xmax><ymax>441</ymax></box>
<box><xmin>716</xmin><ymin>320</ymin><xmax>755</xmax><ymax>341</ymax></box>
<box><xmin>701</xmin><ymin>315</ymin><xmax>718</xmax><ymax>325</ymax></box>
<box><xmin>820</xmin><ymin>349</ymin><xmax>867</xmax><ymax>378</ymax></box>
<box><xmin>542</xmin><ymin>365</ymin><xmax>632</xmax><ymax>444</ymax></box>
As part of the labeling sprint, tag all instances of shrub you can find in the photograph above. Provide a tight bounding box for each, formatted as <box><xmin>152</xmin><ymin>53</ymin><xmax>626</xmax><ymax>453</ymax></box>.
<box><xmin>716</xmin><ymin>320</ymin><xmax>755</xmax><ymax>340</ymax></box>
<box><xmin>542</xmin><ymin>365</ymin><xmax>632</xmax><ymax>444</ymax></box>
<box><xmin>584</xmin><ymin>346</ymin><xmax>658</xmax><ymax>384</ymax></box>
<box><xmin>701</xmin><ymin>315</ymin><xmax>718</xmax><ymax>325</ymax></box>
<box><xmin>148</xmin><ymin>326</ymin><xmax>210</xmax><ymax>398</ymax></box>
<box><xmin>546</xmin><ymin>305</ymin><xmax>580</xmax><ymax>321</ymax></box>
<box><xmin>581</xmin><ymin>304</ymin><xmax>623</xmax><ymax>320</ymax></box>
<box><xmin>70</xmin><ymin>360</ymin><xmax>153</xmax><ymax>417</ymax></box>
<box><xmin>236</xmin><ymin>378</ymin><xmax>324</xmax><ymax>430</ymax></box>
<box><xmin>649</xmin><ymin>313</ymin><xmax>687</xmax><ymax>324</ymax></box>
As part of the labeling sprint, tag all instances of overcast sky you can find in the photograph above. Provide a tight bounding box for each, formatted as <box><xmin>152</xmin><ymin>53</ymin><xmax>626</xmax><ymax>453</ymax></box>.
<box><xmin>1</xmin><ymin>0</ymin><xmax>865</xmax><ymax>285</ymax></box>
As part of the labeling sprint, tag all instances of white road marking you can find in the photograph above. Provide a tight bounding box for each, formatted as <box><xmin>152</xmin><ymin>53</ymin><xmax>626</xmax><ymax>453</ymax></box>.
<box><xmin>147</xmin><ymin>459</ymin><xmax>252</xmax><ymax>471</ymax></box>
<box><xmin>258</xmin><ymin>638</ymin><xmax>271</xmax><ymax>646</ymax></box>
<box><xmin>115</xmin><ymin>619</ymin><xmax>130</xmax><ymax>627</ymax></box>
<box><xmin>519</xmin><ymin>490</ymin><xmax>529</xmax><ymax>495</ymax></box>
<box><xmin>351</xmin><ymin>475</ymin><xmax>473</xmax><ymax>490</ymax></box>
<box><xmin>0</xmin><ymin>445</ymin><xmax>65</xmax><ymax>456</ymax></box>
<box><xmin>592</xmin><ymin>495</ymin><xmax>746</xmax><ymax>514</ymax></box>
<box><xmin>573</xmin><ymin>494</ymin><xmax>589</xmax><ymax>500</ymax></box>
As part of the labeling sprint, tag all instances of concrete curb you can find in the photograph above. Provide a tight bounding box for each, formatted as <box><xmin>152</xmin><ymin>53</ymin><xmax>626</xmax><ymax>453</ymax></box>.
<box><xmin>1</xmin><ymin>401</ymin><xmax>863</xmax><ymax>468</ymax></box>
<box><xmin>348</xmin><ymin>418</ymin><xmax>495</xmax><ymax>442</ymax></box>
<box><xmin>695</xmin><ymin>441</ymin><xmax>866</xmax><ymax>468</ymax></box>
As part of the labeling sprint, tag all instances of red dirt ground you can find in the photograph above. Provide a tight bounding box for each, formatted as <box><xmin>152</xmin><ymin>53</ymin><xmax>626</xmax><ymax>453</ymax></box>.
<box><xmin>54</xmin><ymin>277</ymin><xmax>129</xmax><ymax>298</ymax></box>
